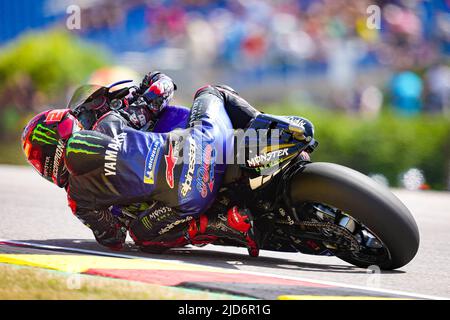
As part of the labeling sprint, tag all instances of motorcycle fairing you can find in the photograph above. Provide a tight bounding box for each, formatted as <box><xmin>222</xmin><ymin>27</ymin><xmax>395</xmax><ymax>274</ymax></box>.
<box><xmin>240</xmin><ymin>113</ymin><xmax>317</xmax><ymax>180</ymax></box>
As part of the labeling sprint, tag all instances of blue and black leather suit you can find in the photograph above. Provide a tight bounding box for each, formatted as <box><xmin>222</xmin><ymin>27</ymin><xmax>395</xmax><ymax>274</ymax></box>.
<box><xmin>65</xmin><ymin>85</ymin><xmax>259</xmax><ymax>249</ymax></box>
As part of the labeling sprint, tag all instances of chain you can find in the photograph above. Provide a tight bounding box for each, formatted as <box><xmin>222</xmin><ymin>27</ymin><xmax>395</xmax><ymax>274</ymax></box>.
<box><xmin>276</xmin><ymin>219</ymin><xmax>361</xmax><ymax>252</ymax></box>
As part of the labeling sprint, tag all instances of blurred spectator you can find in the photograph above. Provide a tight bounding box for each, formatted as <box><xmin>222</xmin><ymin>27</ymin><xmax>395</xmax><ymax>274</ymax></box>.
<box><xmin>325</xmin><ymin>38</ymin><xmax>366</xmax><ymax>111</ymax></box>
<box><xmin>359</xmin><ymin>85</ymin><xmax>384</xmax><ymax>118</ymax></box>
<box><xmin>424</xmin><ymin>63</ymin><xmax>450</xmax><ymax>114</ymax></box>
<box><xmin>390</xmin><ymin>70</ymin><xmax>424</xmax><ymax>116</ymax></box>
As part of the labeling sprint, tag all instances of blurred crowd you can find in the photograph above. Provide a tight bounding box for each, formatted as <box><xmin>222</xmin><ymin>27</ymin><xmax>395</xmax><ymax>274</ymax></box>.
<box><xmin>0</xmin><ymin>0</ymin><xmax>449</xmax><ymax>119</ymax></box>
<box><xmin>139</xmin><ymin>0</ymin><xmax>448</xmax><ymax>68</ymax></box>
<box><xmin>75</xmin><ymin>0</ymin><xmax>450</xmax><ymax>114</ymax></box>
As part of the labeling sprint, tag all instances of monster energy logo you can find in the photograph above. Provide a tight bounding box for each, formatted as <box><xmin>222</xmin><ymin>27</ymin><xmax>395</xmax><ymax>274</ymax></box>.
<box><xmin>66</xmin><ymin>133</ymin><xmax>104</xmax><ymax>155</ymax></box>
<box><xmin>53</xmin><ymin>139</ymin><xmax>66</xmax><ymax>178</ymax></box>
<box><xmin>31</xmin><ymin>124</ymin><xmax>58</xmax><ymax>145</ymax></box>
<box><xmin>141</xmin><ymin>216</ymin><xmax>152</xmax><ymax>230</ymax></box>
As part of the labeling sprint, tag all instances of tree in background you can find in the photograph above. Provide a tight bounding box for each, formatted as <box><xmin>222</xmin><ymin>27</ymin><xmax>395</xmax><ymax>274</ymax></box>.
<box><xmin>0</xmin><ymin>29</ymin><xmax>110</xmax><ymax>139</ymax></box>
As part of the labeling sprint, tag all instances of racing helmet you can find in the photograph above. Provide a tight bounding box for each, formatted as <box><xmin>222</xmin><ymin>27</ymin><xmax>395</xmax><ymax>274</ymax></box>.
<box><xmin>21</xmin><ymin>109</ymin><xmax>82</xmax><ymax>188</ymax></box>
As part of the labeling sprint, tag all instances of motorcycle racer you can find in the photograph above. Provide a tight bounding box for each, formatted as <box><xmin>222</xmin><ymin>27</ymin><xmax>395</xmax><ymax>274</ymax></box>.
<box><xmin>21</xmin><ymin>73</ymin><xmax>261</xmax><ymax>256</ymax></box>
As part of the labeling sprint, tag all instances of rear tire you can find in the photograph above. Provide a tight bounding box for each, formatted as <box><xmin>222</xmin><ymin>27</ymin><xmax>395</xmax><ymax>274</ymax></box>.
<box><xmin>289</xmin><ymin>162</ymin><xmax>420</xmax><ymax>270</ymax></box>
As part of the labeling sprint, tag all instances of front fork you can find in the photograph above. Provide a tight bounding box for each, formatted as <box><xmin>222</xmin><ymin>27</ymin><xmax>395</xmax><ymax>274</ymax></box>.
<box><xmin>239</xmin><ymin>155</ymin><xmax>310</xmax><ymax>249</ymax></box>
<box><xmin>279</xmin><ymin>155</ymin><xmax>311</xmax><ymax>223</ymax></box>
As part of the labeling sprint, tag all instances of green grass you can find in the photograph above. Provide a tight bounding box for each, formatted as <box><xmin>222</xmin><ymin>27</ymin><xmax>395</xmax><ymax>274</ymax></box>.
<box><xmin>0</xmin><ymin>263</ymin><xmax>245</xmax><ymax>300</ymax></box>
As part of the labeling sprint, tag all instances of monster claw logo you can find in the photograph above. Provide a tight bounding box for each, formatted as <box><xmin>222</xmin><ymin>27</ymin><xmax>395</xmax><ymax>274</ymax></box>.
<box><xmin>66</xmin><ymin>133</ymin><xmax>104</xmax><ymax>155</ymax></box>
<box><xmin>31</xmin><ymin>124</ymin><xmax>58</xmax><ymax>145</ymax></box>
<box><xmin>165</xmin><ymin>141</ymin><xmax>178</xmax><ymax>189</ymax></box>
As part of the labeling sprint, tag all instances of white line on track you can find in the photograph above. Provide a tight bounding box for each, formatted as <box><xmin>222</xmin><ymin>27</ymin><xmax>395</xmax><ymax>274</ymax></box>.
<box><xmin>0</xmin><ymin>239</ymin><xmax>446</xmax><ymax>300</ymax></box>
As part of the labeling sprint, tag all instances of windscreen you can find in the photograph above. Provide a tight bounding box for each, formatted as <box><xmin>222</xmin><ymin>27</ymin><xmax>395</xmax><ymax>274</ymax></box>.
<box><xmin>68</xmin><ymin>85</ymin><xmax>107</xmax><ymax>111</ymax></box>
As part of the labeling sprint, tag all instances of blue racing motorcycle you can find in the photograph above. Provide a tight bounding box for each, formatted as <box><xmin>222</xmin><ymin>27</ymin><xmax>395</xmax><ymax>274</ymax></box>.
<box><xmin>67</xmin><ymin>81</ymin><xmax>420</xmax><ymax>270</ymax></box>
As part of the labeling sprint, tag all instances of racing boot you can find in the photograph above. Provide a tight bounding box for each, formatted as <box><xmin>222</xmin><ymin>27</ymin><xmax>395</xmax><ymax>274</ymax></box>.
<box><xmin>128</xmin><ymin>202</ymin><xmax>192</xmax><ymax>254</ymax></box>
<box><xmin>188</xmin><ymin>206</ymin><xmax>260</xmax><ymax>257</ymax></box>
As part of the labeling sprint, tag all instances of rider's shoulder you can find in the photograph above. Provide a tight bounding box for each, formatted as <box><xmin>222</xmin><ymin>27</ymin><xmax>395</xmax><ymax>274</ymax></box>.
<box><xmin>92</xmin><ymin>110</ymin><xmax>126</xmax><ymax>132</ymax></box>
<box><xmin>65</xmin><ymin>131</ymin><xmax>108</xmax><ymax>175</ymax></box>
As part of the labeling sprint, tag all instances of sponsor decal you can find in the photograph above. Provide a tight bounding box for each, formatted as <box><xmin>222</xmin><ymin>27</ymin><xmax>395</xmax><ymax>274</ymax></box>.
<box><xmin>104</xmin><ymin>132</ymin><xmax>127</xmax><ymax>176</ymax></box>
<box><xmin>129</xmin><ymin>111</ymin><xmax>148</xmax><ymax>128</ymax></box>
<box><xmin>164</xmin><ymin>141</ymin><xmax>178</xmax><ymax>188</ymax></box>
<box><xmin>180</xmin><ymin>138</ymin><xmax>197</xmax><ymax>197</ymax></box>
<box><xmin>247</xmin><ymin>148</ymin><xmax>289</xmax><ymax>167</ymax></box>
<box><xmin>196</xmin><ymin>143</ymin><xmax>215</xmax><ymax>198</ymax></box>
<box><xmin>159</xmin><ymin>216</ymin><xmax>193</xmax><ymax>235</ymax></box>
<box><xmin>143</xmin><ymin>141</ymin><xmax>161</xmax><ymax>184</ymax></box>
<box><xmin>44</xmin><ymin>109</ymin><xmax>67</xmax><ymax>123</ymax></box>
<box><xmin>188</xmin><ymin>99</ymin><xmax>207</xmax><ymax>126</ymax></box>
<box><xmin>66</xmin><ymin>133</ymin><xmax>104</xmax><ymax>155</ymax></box>
<box><xmin>148</xmin><ymin>206</ymin><xmax>172</xmax><ymax>221</ymax></box>
<box><xmin>52</xmin><ymin>139</ymin><xmax>66</xmax><ymax>178</ymax></box>
<box><xmin>287</xmin><ymin>116</ymin><xmax>306</xmax><ymax>127</ymax></box>
<box><xmin>31</xmin><ymin>124</ymin><xmax>58</xmax><ymax>145</ymax></box>
<box><xmin>43</xmin><ymin>156</ymin><xmax>52</xmax><ymax>177</ymax></box>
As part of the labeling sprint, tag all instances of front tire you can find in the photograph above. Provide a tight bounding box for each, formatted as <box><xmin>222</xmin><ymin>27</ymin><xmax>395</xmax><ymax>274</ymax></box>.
<box><xmin>289</xmin><ymin>162</ymin><xmax>420</xmax><ymax>270</ymax></box>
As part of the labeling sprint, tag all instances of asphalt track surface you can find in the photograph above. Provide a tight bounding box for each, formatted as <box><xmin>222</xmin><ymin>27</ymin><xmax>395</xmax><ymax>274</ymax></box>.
<box><xmin>1</xmin><ymin>165</ymin><xmax>449</xmax><ymax>298</ymax></box>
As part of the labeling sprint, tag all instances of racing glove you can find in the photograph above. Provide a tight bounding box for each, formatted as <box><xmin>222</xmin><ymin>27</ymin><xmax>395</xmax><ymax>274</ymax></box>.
<box><xmin>139</xmin><ymin>71</ymin><xmax>177</xmax><ymax>115</ymax></box>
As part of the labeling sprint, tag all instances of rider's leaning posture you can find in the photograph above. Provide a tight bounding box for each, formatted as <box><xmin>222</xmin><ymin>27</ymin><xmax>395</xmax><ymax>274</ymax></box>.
<box><xmin>21</xmin><ymin>72</ymin><xmax>261</xmax><ymax>256</ymax></box>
